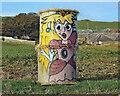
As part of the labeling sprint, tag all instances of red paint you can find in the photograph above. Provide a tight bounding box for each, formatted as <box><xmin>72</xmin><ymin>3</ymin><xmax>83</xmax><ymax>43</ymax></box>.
<box><xmin>49</xmin><ymin>56</ymin><xmax>76</xmax><ymax>76</ymax></box>
<box><xmin>62</xmin><ymin>13</ymin><xmax>65</xmax><ymax>16</ymax></box>
<box><xmin>62</xmin><ymin>33</ymin><xmax>66</xmax><ymax>38</ymax></box>
<box><xmin>69</xmin><ymin>32</ymin><xmax>77</xmax><ymax>46</ymax></box>
<box><xmin>50</xmin><ymin>60</ymin><xmax>66</xmax><ymax>75</ymax></box>
<box><xmin>68</xmin><ymin>56</ymin><xmax>76</xmax><ymax>69</ymax></box>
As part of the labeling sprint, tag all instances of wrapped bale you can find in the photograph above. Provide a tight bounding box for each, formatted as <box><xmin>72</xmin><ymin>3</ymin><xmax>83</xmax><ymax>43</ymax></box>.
<box><xmin>36</xmin><ymin>8</ymin><xmax>79</xmax><ymax>85</ymax></box>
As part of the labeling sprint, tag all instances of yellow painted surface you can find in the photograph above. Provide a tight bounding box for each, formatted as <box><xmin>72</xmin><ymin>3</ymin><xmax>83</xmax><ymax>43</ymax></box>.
<box><xmin>39</xmin><ymin>14</ymin><xmax>74</xmax><ymax>72</ymax></box>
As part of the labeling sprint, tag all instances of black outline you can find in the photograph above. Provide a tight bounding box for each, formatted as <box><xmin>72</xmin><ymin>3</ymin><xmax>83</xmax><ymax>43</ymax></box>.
<box><xmin>50</xmin><ymin>76</ymin><xmax>76</xmax><ymax>83</ymax></box>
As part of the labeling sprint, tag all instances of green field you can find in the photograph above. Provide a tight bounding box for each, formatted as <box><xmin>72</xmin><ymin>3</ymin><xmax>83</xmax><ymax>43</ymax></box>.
<box><xmin>2</xmin><ymin>79</ymin><xmax>119</xmax><ymax>94</ymax></box>
<box><xmin>77</xmin><ymin>20</ymin><xmax>118</xmax><ymax>30</ymax></box>
<box><xmin>2</xmin><ymin>41</ymin><xmax>119</xmax><ymax>94</ymax></box>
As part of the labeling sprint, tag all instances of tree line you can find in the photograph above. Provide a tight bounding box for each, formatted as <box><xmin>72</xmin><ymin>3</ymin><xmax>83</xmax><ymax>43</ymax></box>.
<box><xmin>2</xmin><ymin>12</ymin><xmax>39</xmax><ymax>41</ymax></box>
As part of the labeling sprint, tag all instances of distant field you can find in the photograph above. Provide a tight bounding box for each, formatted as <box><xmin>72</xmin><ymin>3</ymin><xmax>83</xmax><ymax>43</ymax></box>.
<box><xmin>77</xmin><ymin>20</ymin><xmax>118</xmax><ymax>30</ymax></box>
<box><xmin>2</xmin><ymin>17</ymin><xmax>118</xmax><ymax>30</ymax></box>
<box><xmin>2</xmin><ymin>41</ymin><xmax>119</xmax><ymax>94</ymax></box>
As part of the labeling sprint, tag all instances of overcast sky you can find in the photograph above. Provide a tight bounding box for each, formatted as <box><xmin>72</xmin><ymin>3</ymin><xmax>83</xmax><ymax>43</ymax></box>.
<box><xmin>1</xmin><ymin>2</ymin><xmax>118</xmax><ymax>22</ymax></box>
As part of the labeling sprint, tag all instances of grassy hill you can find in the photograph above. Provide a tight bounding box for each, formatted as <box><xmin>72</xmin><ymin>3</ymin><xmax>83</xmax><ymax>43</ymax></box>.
<box><xmin>2</xmin><ymin>16</ymin><xmax>118</xmax><ymax>30</ymax></box>
<box><xmin>77</xmin><ymin>20</ymin><xmax>118</xmax><ymax>30</ymax></box>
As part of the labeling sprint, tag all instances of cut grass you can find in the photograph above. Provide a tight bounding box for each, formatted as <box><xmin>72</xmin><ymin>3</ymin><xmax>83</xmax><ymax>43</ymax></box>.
<box><xmin>2</xmin><ymin>79</ymin><xmax>119</xmax><ymax>94</ymax></box>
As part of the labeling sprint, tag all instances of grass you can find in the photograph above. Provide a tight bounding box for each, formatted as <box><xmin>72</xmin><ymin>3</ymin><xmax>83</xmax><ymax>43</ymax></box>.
<box><xmin>2</xmin><ymin>41</ymin><xmax>119</xmax><ymax>94</ymax></box>
<box><xmin>2</xmin><ymin>42</ymin><xmax>37</xmax><ymax>80</ymax></box>
<box><xmin>77</xmin><ymin>44</ymin><xmax>119</xmax><ymax>80</ymax></box>
<box><xmin>2</xmin><ymin>79</ymin><xmax>119</xmax><ymax>94</ymax></box>
<box><xmin>77</xmin><ymin>20</ymin><xmax>118</xmax><ymax>30</ymax></box>
<box><xmin>2</xmin><ymin>42</ymin><xmax>36</xmax><ymax>59</ymax></box>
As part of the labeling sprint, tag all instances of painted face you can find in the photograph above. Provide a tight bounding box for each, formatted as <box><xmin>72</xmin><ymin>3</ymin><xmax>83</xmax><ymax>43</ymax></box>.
<box><xmin>55</xmin><ymin>20</ymin><xmax>72</xmax><ymax>40</ymax></box>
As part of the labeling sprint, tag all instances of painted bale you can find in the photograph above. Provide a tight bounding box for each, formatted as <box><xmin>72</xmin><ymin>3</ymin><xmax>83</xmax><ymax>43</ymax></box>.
<box><xmin>36</xmin><ymin>8</ymin><xmax>79</xmax><ymax>85</ymax></box>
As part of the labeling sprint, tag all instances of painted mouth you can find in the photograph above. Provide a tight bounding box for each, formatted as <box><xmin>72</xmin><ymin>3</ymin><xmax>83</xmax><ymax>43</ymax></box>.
<box><xmin>62</xmin><ymin>33</ymin><xmax>66</xmax><ymax>38</ymax></box>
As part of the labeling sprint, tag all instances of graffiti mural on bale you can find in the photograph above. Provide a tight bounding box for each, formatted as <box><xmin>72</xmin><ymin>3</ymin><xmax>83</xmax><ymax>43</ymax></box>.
<box><xmin>37</xmin><ymin>9</ymin><xmax>79</xmax><ymax>84</ymax></box>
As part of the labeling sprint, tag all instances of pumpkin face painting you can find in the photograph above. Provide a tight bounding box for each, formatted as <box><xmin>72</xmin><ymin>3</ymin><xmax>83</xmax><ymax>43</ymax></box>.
<box><xmin>38</xmin><ymin>10</ymin><xmax>78</xmax><ymax>84</ymax></box>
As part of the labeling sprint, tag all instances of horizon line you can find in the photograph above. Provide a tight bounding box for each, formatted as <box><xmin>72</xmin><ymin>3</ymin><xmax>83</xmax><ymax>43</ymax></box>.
<box><xmin>0</xmin><ymin>15</ymin><xmax>118</xmax><ymax>22</ymax></box>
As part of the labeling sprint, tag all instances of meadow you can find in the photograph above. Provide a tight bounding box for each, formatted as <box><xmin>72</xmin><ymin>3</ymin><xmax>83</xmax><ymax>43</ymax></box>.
<box><xmin>2</xmin><ymin>41</ymin><xmax>119</xmax><ymax>94</ymax></box>
<box><xmin>77</xmin><ymin>20</ymin><xmax>118</xmax><ymax>30</ymax></box>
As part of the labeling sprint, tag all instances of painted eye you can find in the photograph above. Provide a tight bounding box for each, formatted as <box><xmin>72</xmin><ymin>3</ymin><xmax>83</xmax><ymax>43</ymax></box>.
<box><xmin>66</xmin><ymin>24</ymin><xmax>71</xmax><ymax>31</ymax></box>
<box><xmin>55</xmin><ymin>24</ymin><xmax>62</xmax><ymax>30</ymax></box>
<box><xmin>46</xmin><ymin>28</ymin><xmax>50</xmax><ymax>32</ymax></box>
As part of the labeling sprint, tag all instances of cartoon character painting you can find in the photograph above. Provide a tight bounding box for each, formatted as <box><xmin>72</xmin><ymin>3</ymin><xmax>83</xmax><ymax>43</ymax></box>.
<box><xmin>38</xmin><ymin>9</ymin><xmax>79</xmax><ymax>84</ymax></box>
